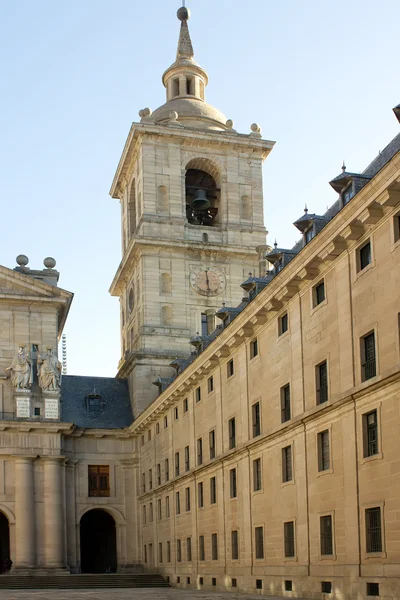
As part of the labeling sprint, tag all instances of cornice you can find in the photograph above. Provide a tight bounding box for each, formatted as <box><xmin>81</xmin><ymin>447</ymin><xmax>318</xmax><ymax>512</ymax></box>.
<box><xmin>0</xmin><ymin>421</ymin><xmax>75</xmax><ymax>434</ymax></box>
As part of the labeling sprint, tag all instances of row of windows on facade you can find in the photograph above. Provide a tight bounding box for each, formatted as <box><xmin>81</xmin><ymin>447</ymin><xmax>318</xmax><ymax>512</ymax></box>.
<box><xmin>141</xmin><ymin>406</ymin><xmax>379</xmax><ymax>504</ymax></box>
<box><xmin>143</xmin><ymin>505</ymin><xmax>383</xmax><ymax>564</ymax></box>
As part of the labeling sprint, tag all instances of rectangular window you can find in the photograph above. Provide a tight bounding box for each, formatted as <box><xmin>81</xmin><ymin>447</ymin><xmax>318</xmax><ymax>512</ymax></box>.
<box><xmin>321</xmin><ymin>582</ymin><xmax>332</xmax><ymax>594</ymax></box>
<box><xmin>149</xmin><ymin>502</ymin><xmax>153</xmax><ymax>522</ymax></box>
<box><xmin>394</xmin><ymin>213</ymin><xmax>400</xmax><ymax>243</ymax></box>
<box><xmin>211</xmin><ymin>533</ymin><xmax>218</xmax><ymax>560</ymax></box>
<box><xmin>142</xmin><ymin>472</ymin><xmax>146</xmax><ymax>494</ymax></box>
<box><xmin>250</xmin><ymin>338</ymin><xmax>258</xmax><ymax>359</ymax></box>
<box><xmin>142</xmin><ymin>505</ymin><xmax>146</xmax><ymax>524</ymax></box>
<box><xmin>141</xmin><ymin>435</ymin><xmax>144</xmax><ymax>447</ymax></box>
<box><xmin>318</xmin><ymin>430</ymin><xmax>330</xmax><ymax>471</ymax></box>
<box><xmin>253</xmin><ymin>458</ymin><xmax>262</xmax><ymax>492</ymax></box>
<box><xmin>144</xmin><ymin>544</ymin><xmax>147</xmax><ymax>564</ymax></box>
<box><xmin>228</xmin><ymin>417</ymin><xmax>236</xmax><ymax>449</ymax></box>
<box><xmin>252</xmin><ymin>401</ymin><xmax>261</xmax><ymax>437</ymax></box>
<box><xmin>174</xmin><ymin>406</ymin><xmax>179</xmax><ymax>420</ymax></box>
<box><xmin>230</xmin><ymin>468</ymin><xmax>237</xmax><ymax>498</ymax></box>
<box><xmin>147</xmin><ymin>429</ymin><xmax>151</xmax><ymax>442</ymax></box>
<box><xmin>164</xmin><ymin>415</ymin><xmax>168</xmax><ymax>429</ymax></box>
<box><xmin>198</xmin><ymin>481</ymin><xmax>204</xmax><ymax>508</ymax></box>
<box><xmin>172</xmin><ymin>77</ymin><xmax>179</xmax><ymax>97</ymax></box>
<box><xmin>165</xmin><ymin>458</ymin><xmax>169</xmax><ymax>482</ymax></box>
<box><xmin>231</xmin><ymin>530</ymin><xmax>239</xmax><ymax>560</ymax></box>
<box><xmin>365</xmin><ymin>507</ymin><xmax>382</xmax><ymax>553</ymax></box>
<box><xmin>201</xmin><ymin>312</ymin><xmax>208</xmax><ymax>336</ymax></box>
<box><xmin>148</xmin><ymin>469</ymin><xmax>152</xmax><ymax>490</ymax></box>
<box><xmin>185</xmin><ymin>445</ymin><xmax>190</xmax><ymax>471</ymax></box>
<box><xmin>199</xmin><ymin>535</ymin><xmax>205</xmax><ymax>561</ymax></box>
<box><xmin>176</xmin><ymin>539</ymin><xmax>182</xmax><ymax>562</ymax></box>
<box><xmin>227</xmin><ymin>359</ymin><xmax>234</xmax><ymax>378</ymax></box>
<box><xmin>197</xmin><ymin>438</ymin><xmax>203</xmax><ymax>465</ymax></box>
<box><xmin>363</xmin><ymin>410</ymin><xmax>379</xmax><ymax>457</ymax></box>
<box><xmin>284</xmin><ymin>521</ymin><xmax>295</xmax><ymax>557</ymax></box>
<box><xmin>186</xmin><ymin>537</ymin><xmax>192</xmax><ymax>562</ymax></box>
<box><xmin>157</xmin><ymin>498</ymin><xmax>162</xmax><ymax>520</ymax></box>
<box><xmin>320</xmin><ymin>515</ymin><xmax>333</xmax><ymax>555</ymax></box>
<box><xmin>156</xmin><ymin>422</ymin><xmax>160</xmax><ymax>435</ymax></box>
<box><xmin>157</xmin><ymin>463</ymin><xmax>161</xmax><ymax>486</ymax></box>
<box><xmin>165</xmin><ymin>495</ymin><xmax>170</xmax><ymax>518</ymax></box>
<box><xmin>314</xmin><ymin>280</ymin><xmax>325</xmax><ymax>307</ymax></box>
<box><xmin>175</xmin><ymin>452</ymin><xmax>180</xmax><ymax>476</ymax></box>
<box><xmin>255</xmin><ymin>526</ymin><xmax>264</xmax><ymax>559</ymax></box>
<box><xmin>210</xmin><ymin>476</ymin><xmax>217</xmax><ymax>504</ymax></box>
<box><xmin>361</xmin><ymin>331</ymin><xmax>376</xmax><ymax>381</ymax></box>
<box><xmin>158</xmin><ymin>541</ymin><xmax>163</xmax><ymax>563</ymax></box>
<box><xmin>185</xmin><ymin>487</ymin><xmax>191</xmax><ymax>512</ymax></box>
<box><xmin>208</xmin><ymin>376</ymin><xmax>214</xmax><ymax>393</ymax></box>
<box><xmin>88</xmin><ymin>465</ymin><xmax>110</xmax><ymax>497</ymax></box>
<box><xmin>167</xmin><ymin>541</ymin><xmax>171</xmax><ymax>563</ymax></box>
<box><xmin>183</xmin><ymin>398</ymin><xmax>188</xmax><ymax>413</ymax></box>
<box><xmin>195</xmin><ymin>387</ymin><xmax>201</xmax><ymax>403</ymax></box>
<box><xmin>281</xmin><ymin>384</ymin><xmax>291</xmax><ymax>423</ymax></box>
<box><xmin>359</xmin><ymin>240</ymin><xmax>372</xmax><ymax>271</ymax></box>
<box><xmin>209</xmin><ymin>429</ymin><xmax>216</xmax><ymax>459</ymax></box>
<box><xmin>176</xmin><ymin>491</ymin><xmax>180</xmax><ymax>515</ymax></box>
<box><xmin>282</xmin><ymin>445</ymin><xmax>293</xmax><ymax>483</ymax></box>
<box><xmin>279</xmin><ymin>312</ymin><xmax>288</xmax><ymax>335</ymax></box>
<box><xmin>316</xmin><ymin>361</ymin><xmax>328</xmax><ymax>404</ymax></box>
<box><xmin>367</xmin><ymin>582</ymin><xmax>380</xmax><ymax>596</ymax></box>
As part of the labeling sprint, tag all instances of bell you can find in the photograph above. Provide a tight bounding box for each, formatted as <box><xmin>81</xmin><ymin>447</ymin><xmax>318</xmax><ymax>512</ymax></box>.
<box><xmin>191</xmin><ymin>189</ymin><xmax>210</xmax><ymax>210</ymax></box>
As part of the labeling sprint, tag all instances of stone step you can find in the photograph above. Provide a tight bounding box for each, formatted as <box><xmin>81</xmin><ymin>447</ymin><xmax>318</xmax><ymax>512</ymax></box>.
<box><xmin>0</xmin><ymin>573</ymin><xmax>170</xmax><ymax>589</ymax></box>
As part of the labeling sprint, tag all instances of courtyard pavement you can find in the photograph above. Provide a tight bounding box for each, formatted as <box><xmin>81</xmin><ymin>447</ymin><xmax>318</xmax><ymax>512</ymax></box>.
<box><xmin>0</xmin><ymin>589</ymin><xmax>294</xmax><ymax>600</ymax></box>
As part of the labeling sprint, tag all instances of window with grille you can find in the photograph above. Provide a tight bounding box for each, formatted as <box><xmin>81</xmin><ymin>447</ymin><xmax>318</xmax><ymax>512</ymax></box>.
<box><xmin>148</xmin><ymin>469</ymin><xmax>152</xmax><ymax>490</ymax></box>
<box><xmin>208</xmin><ymin>376</ymin><xmax>214</xmax><ymax>393</ymax></box>
<box><xmin>209</xmin><ymin>429</ymin><xmax>216</xmax><ymax>459</ymax></box>
<box><xmin>167</xmin><ymin>541</ymin><xmax>171</xmax><ymax>562</ymax></box>
<box><xmin>186</xmin><ymin>537</ymin><xmax>192</xmax><ymax>561</ymax></box>
<box><xmin>361</xmin><ymin>332</ymin><xmax>376</xmax><ymax>381</ymax></box>
<box><xmin>165</xmin><ymin>496</ymin><xmax>170</xmax><ymax>518</ymax></box>
<box><xmin>199</xmin><ymin>535</ymin><xmax>205</xmax><ymax>561</ymax></box>
<box><xmin>255</xmin><ymin>526</ymin><xmax>264</xmax><ymax>559</ymax></box>
<box><xmin>367</xmin><ymin>582</ymin><xmax>380</xmax><ymax>596</ymax></box>
<box><xmin>320</xmin><ymin>515</ymin><xmax>333</xmax><ymax>555</ymax></box>
<box><xmin>359</xmin><ymin>240</ymin><xmax>372</xmax><ymax>270</ymax></box>
<box><xmin>185</xmin><ymin>446</ymin><xmax>190</xmax><ymax>471</ymax></box>
<box><xmin>316</xmin><ymin>361</ymin><xmax>328</xmax><ymax>404</ymax></box>
<box><xmin>281</xmin><ymin>384</ymin><xmax>291</xmax><ymax>423</ymax></box>
<box><xmin>142</xmin><ymin>505</ymin><xmax>146</xmax><ymax>524</ymax></box>
<box><xmin>231</xmin><ymin>578</ymin><xmax>237</xmax><ymax>587</ymax></box>
<box><xmin>165</xmin><ymin>458</ymin><xmax>169</xmax><ymax>482</ymax></box>
<box><xmin>285</xmin><ymin>581</ymin><xmax>293</xmax><ymax>591</ymax></box>
<box><xmin>250</xmin><ymin>338</ymin><xmax>258</xmax><ymax>359</ymax></box>
<box><xmin>253</xmin><ymin>458</ymin><xmax>262</xmax><ymax>492</ymax></box>
<box><xmin>197</xmin><ymin>438</ymin><xmax>203</xmax><ymax>465</ymax></box>
<box><xmin>321</xmin><ymin>581</ymin><xmax>332</xmax><ymax>593</ymax></box>
<box><xmin>318</xmin><ymin>430</ymin><xmax>330</xmax><ymax>471</ymax></box>
<box><xmin>228</xmin><ymin>417</ymin><xmax>236</xmax><ymax>449</ymax></box>
<box><xmin>149</xmin><ymin>502</ymin><xmax>153</xmax><ymax>522</ymax></box>
<box><xmin>88</xmin><ymin>465</ymin><xmax>110</xmax><ymax>497</ymax></box>
<box><xmin>183</xmin><ymin>398</ymin><xmax>188</xmax><ymax>412</ymax></box>
<box><xmin>279</xmin><ymin>312</ymin><xmax>288</xmax><ymax>335</ymax></box>
<box><xmin>198</xmin><ymin>481</ymin><xmax>204</xmax><ymax>508</ymax></box>
<box><xmin>230</xmin><ymin>468</ymin><xmax>237</xmax><ymax>498</ymax></box>
<box><xmin>211</xmin><ymin>533</ymin><xmax>218</xmax><ymax>560</ymax></box>
<box><xmin>157</xmin><ymin>499</ymin><xmax>162</xmax><ymax>520</ymax></box>
<box><xmin>157</xmin><ymin>463</ymin><xmax>161</xmax><ymax>486</ymax></box>
<box><xmin>142</xmin><ymin>472</ymin><xmax>146</xmax><ymax>494</ymax></box>
<box><xmin>282</xmin><ymin>446</ymin><xmax>293</xmax><ymax>483</ymax></box>
<box><xmin>210</xmin><ymin>476</ymin><xmax>217</xmax><ymax>504</ymax></box>
<box><xmin>314</xmin><ymin>280</ymin><xmax>325</xmax><ymax>306</ymax></box>
<box><xmin>284</xmin><ymin>521</ymin><xmax>295</xmax><ymax>557</ymax></box>
<box><xmin>144</xmin><ymin>544</ymin><xmax>147</xmax><ymax>563</ymax></box>
<box><xmin>363</xmin><ymin>410</ymin><xmax>379</xmax><ymax>457</ymax></box>
<box><xmin>231</xmin><ymin>530</ymin><xmax>239</xmax><ymax>559</ymax></box>
<box><xmin>185</xmin><ymin>487</ymin><xmax>191</xmax><ymax>512</ymax></box>
<box><xmin>175</xmin><ymin>491</ymin><xmax>180</xmax><ymax>515</ymax></box>
<box><xmin>177</xmin><ymin>539</ymin><xmax>182</xmax><ymax>562</ymax></box>
<box><xmin>158</xmin><ymin>541</ymin><xmax>163</xmax><ymax>563</ymax></box>
<box><xmin>195</xmin><ymin>387</ymin><xmax>201</xmax><ymax>403</ymax></box>
<box><xmin>366</xmin><ymin>507</ymin><xmax>382</xmax><ymax>553</ymax></box>
<box><xmin>252</xmin><ymin>402</ymin><xmax>261</xmax><ymax>437</ymax></box>
<box><xmin>175</xmin><ymin>452</ymin><xmax>180</xmax><ymax>476</ymax></box>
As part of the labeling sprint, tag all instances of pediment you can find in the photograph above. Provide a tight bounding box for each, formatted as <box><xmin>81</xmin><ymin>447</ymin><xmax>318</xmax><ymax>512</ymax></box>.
<box><xmin>0</xmin><ymin>265</ymin><xmax>72</xmax><ymax>303</ymax></box>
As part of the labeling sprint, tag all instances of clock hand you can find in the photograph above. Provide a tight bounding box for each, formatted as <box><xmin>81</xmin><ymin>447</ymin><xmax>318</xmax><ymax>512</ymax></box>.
<box><xmin>205</xmin><ymin>270</ymin><xmax>210</xmax><ymax>290</ymax></box>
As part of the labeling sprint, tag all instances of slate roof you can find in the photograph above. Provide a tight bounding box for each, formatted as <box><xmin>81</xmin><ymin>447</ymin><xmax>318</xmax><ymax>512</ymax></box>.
<box><xmin>61</xmin><ymin>375</ymin><xmax>133</xmax><ymax>429</ymax></box>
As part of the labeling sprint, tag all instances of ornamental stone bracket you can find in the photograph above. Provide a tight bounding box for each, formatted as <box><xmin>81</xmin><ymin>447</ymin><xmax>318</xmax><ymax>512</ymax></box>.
<box><xmin>318</xmin><ymin>237</ymin><xmax>347</xmax><ymax>262</ymax></box>
<box><xmin>342</xmin><ymin>222</ymin><xmax>365</xmax><ymax>241</ymax></box>
<box><xmin>376</xmin><ymin>188</ymin><xmax>400</xmax><ymax>207</ymax></box>
<box><xmin>358</xmin><ymin>201</ymin><xmax>384</xmax><ymax>225</ymax></box>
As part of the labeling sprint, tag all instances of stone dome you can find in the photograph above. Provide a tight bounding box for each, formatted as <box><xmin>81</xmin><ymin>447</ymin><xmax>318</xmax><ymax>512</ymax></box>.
<box><xmin>151</xmin><ymin>98</ymin><xmax>228</xmax><ymax>131</ymax></box>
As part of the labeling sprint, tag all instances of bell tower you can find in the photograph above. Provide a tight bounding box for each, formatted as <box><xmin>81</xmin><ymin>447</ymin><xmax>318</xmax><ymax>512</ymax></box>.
<box><xmin>109</xmin><ymin>6</ymin><xmax>275</xmax><ymax>417</ymax></box>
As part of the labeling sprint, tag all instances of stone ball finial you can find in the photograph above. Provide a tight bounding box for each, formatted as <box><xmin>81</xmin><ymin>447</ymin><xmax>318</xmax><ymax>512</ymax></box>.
<box><xmin>226</xmin><ymin>119</ymin><xmax>234</xmax><ymax>129</ymax></box>
<box><xmin>43</xmin><ymin>257</ymin><xmax>56</xmax><ymax>269</ymax></box>
<box><xmin>169</xmin><ymin>110</ymin><xmax>179</xmax><ymax>122</ymax></box>
<box><xmin>251</xmin><ymin>123</ymin><xmax>261</xmax><ymax>133</ymax></box>
<box><xmin>16</xmin><ymin>254</ymin><xmax>29</xmax><ymax>267</ymax></box>
<box><xmin>139</xmin><ymin>107</ymin><xmax>152</xmax><ymax>119</ymax></box>
<box><xmin>177</xmin><ymin>6</ymin><xmax>190</xmax><ymax>21</ymax></box>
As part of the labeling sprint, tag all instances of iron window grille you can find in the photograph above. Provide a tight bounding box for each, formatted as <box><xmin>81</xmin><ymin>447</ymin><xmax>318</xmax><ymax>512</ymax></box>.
<box><xmin>198</xmin><ymin>536</ymin><xmax>205</xmax><ymax>561</ymax></box>
<box><xmin>231</xmin><ymin>530</ymin><xmax>239</xmax><ymax>559</ymax></box>
<box><xmin>228</xmin><ymin>417</ymin><xmax>236</xmax><ymax>449</ymax></box>
<box><xmin>211</xmin><ymin>533</ymin><xmax>218</xmax><ymax>560</ymax></box>
<box><xmin>282</xmin><ymin>445</ymin><xmax>293</xmax><ymax>483</ymax></box>
<box><xmin>284</xmin><ymin>521</ymin><xmax>295</xmax><ymax>557</ymax></box>
<box><xmin>252</xmin><ymin>402</ymin><xmax>261</xmax><ymax>437</ymax></box>
<box><xmin>320</xmin><ymin>515</ymin><xmax>333</xmax><ymax>555</ymax></box>
<box><xmin>253</xmin><ymin>458</ymin><xmax>262</xmax><ymax>492</ymax></box>
<box><xmin>367</xmin><ymin>582</ymin><xmax>380</xmax><ymax>596</ymax></box>
<box><xmin>362</xmin><ymin>332</ymin><xmax>376</xmax><ymax>381</ymax></box>
<box><xmin>165</xmin><ymin>459</ymin><xmax>169</xmax><ymax>482</ymax></box>
<box><xmin>281</xmin><ymin>384</ymin><xmax>291</xmax><ymax>423</ymax></box>
<box><xmin>185</xmin><ymin>487</ymin><xmax>191</xmax><ymax>512</ymax></box>
<box><xmin>365</xmin><ymin>507</ymin><xmax>382</xmax><ymax>553</ymax></box>
<box><xmin>255</xmin><ymin>526</ymin><xmax>264</xmax><ymax>559</ymax></box>
<box><xmin>316</xmin><ymin>361</ymin><xmax>328</xmax><ymax>404</ymax></box>
<box><xmin>197</xmin><ymin>438</ymin><xmax>203</xmax><ymax>465</ymax></box>
<box><xmin>186</xmin><ymin>537</ymin><xmax>192</xmax><ymax>562</ymax></box>
<box><xmin>318</xmin><ymin>430</ymin><xmax>330</xmax><ymax>471</ymax></box>
<box><xmin>364</xmin><ymin>410</ymin><xmax>379</xmax><ymax>457</ymax></box>
<box><xmin>209</xmin><ymin>429</ymin><xmax>216</xmax><ymax>459</ymax></box>
<box><xmin>198</xmin><ymin>482</ymin><xmax>204</xmax><ymax>508</ymax></box>
<box><xmin>175</xmin><ymin>492</ymin><xmax>180</xmax><ymax>515</ymax></box>
<box><xmin>210</xmin><ymin>476</ymin><xmax>217</xmax><ymax>504</ymax></box>
<box><xmin>176</xmin><ymin>539</ymin><xmax>182</xmax><ymax>562</ymax></box>
<box><xmin>175</xmin><ymin>452</ymin><xmax>180</xmax><ymax>476</ymax></box>
<box><xmin>230</xmin><ymin>468</ymin><xmax>237</xmax><ymax>498</ymax></box>
<box><xmin>321</xmin><ymin>581</ymin><xmax>332</xmax><ymax>594</ymax></box>
<box><xmin>185</xmin><ymin>445</ymin><xmax>190</xmax><ymax>471</ymax></box>
<box><xmin>285</xmin><ymin>581</ymin><xmax>293</xmax><ymax>591</ymax></box>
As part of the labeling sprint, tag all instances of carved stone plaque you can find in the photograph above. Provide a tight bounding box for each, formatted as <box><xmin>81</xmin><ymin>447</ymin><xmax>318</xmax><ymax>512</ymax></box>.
<box><xmin>16</xmin><ymin>397</ymin><xmax>30</xmax><ymax>418</ymax></box>
<box><xmin>45</xmin><ymin>398</ymin><xmax>59</xmax><ymax>420</ymax></box>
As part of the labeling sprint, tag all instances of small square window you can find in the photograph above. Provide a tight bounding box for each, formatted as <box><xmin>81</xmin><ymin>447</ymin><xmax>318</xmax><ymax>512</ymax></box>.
<box><xmin>34</xmin><ymin>407</ymin><xmax>40</xmax><ymax>416</ymax></box>
<box><xmin>367</xmin><ymin>582</ymin><xmax>380</xmax><ymax>596</ymax></box>
<box><xmin>321</xmin><ymin>581</ymin><xmax>332</xmax><ymax>594</ymax></box>
<box><xmin>195</xmin><ymin>387</ymin><xmax>201</xmax><ymax>403</ymax></box>
<box><xmin>285</xmin><ymin>580</ymin><xmax>293</xmax><ymax>592</ymax></box>
<box><xmin>314</xmin><ymin>281</ymin><xmax>325</xmax><ymax>307</ymax></box>
<box><xmin>279</xmin><ymin>313</ymin><xmax>288</xmax><ymax>335</ymax></box>
<box><xmin>183</xmin><ymin>398</ymin><xmax>188</xmax><ymax>412</ymax></box>
<box><xmin>208</xmin><ymin>376</ymin><xmax>214</xmax><ymax>393</ymax></box>
<box><xmin>250</xmin><ymin>338</ymin><xmax>258</xmax><ymax>359</ymax></box>
<box><xmin>359</xmin><ymin>240</ymin><xmax>372</xmax><ymax>271</ymax></box>
<box><xmin>227</xmin><ymin>359</ymin><xmax>234</xmax><ymax>378</ymax></box>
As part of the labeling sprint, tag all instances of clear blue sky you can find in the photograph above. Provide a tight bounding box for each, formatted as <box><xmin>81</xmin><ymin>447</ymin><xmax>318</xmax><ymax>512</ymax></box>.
<box><xmin>1</xmin><ymin>0</ymin><xmax>398</xmax><ymax>377</ymax></box>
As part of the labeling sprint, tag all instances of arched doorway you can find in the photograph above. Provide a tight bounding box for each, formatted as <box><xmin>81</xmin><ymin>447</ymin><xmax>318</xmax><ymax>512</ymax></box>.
<box><xmin>80</xmin><ymin>509</ymin><xmax>117</xmax><ymax>573</ymax></box>
<box><xmin>0</xmin><ymin>513</ymin><xmax>10</xmax><ymax>574</ymax></box>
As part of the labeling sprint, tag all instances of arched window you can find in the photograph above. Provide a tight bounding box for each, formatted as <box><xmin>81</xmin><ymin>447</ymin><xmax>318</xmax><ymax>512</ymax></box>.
<box><xmin>241</xmin><ymin>195</ymin><xmax>252</xmax><ymax>220</ymax></box>
<box><xmin>185</xmin><ymin>159</ymin><xmax>221</xmax><ymax>228</ymax></box>
<box><xmin>160</xmin><ymin>273</ymin><xmax>172</xmax><ymax>294</ymax></box>
<box><xmin>161</xmin><ymin>306</ymin><xmax>172</xmax><ymax>326</ymax></box>
<box><xmin>128</xmin><ymin>179</ymin><xmax>136</xmax><ymax>236</ymax></box>
<box><xmin>157</xmin><ymin>186</ymin><xmax>169</xmax><ymax>213</ymax></box>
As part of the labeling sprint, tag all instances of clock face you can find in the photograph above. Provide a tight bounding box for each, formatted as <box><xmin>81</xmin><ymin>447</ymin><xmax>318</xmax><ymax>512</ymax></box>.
<box><xmin>190</xmin><ymin>266</ymin><xmax>226</xmax><ymax>296</ymax></box>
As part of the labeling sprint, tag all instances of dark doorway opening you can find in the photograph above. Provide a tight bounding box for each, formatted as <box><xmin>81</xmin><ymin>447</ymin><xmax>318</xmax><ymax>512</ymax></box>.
<box><xmin>0</xmin><ymin>513</ymin><xmax>10</xmax><ymax>574</ymax></box>
<box><xmin>80</xmin><ymin>509</ymin><xmax>117</xmax><ymax>573</ymax></box>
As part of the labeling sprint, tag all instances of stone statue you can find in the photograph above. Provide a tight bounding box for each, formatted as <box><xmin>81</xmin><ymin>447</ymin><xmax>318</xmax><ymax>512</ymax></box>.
<box><xmin>5</xmin><ymin>345</ymin><xmax>32</xmax><ymax>389</ymax></box>
<box><xmin>37</xmin><ymin>346</ymin><xmax>61</xmax><ymax>391</ymax></box>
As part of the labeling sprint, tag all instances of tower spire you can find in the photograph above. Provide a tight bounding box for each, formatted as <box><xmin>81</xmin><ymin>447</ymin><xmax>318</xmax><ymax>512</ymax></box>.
<box><xmin>176</xmin><ymin>6</ymin><xmax>194</xmax><ymax>60</ymax></box>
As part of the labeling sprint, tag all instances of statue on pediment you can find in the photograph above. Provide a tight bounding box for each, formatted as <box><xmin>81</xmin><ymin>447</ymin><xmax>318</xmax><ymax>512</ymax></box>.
<box><xmin>5</xmin><ymin>345</ymin><xmax>32</xmax><ymax>389</ymax></box>
<box><xmin>37</xmin><ymin>346</ymin><xmax>61</xmax><ymax>391</ymax></box>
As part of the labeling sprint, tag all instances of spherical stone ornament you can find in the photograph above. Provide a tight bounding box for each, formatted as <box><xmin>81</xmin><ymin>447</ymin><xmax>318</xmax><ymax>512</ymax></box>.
<box><xmin>177</xmin><ymin>6</ymin><xmax>190</xmax><ymax>21</ymax></box>
<box><xmin>226</xmin><ymin>119</ymin><xmax>234</xmax><ymax>129</ymax></box>
<box><xmin>251</xmin><ymin>123</ymin><xmax>261</xmax><ymax>133</ymax></box>
<box><xmin>16</xmin><ymin>254</ymin><xmax>29</xmax><ymax>267</ymax></box>
<box><xmin>43</xmin><ymin>257</ymin><xmax>56</xmax><ymax>269</ymax></box>
<box><xmin>169</xmin><ymin>110</ymin><xmax>179</xmax><ymax>122</ymax></box>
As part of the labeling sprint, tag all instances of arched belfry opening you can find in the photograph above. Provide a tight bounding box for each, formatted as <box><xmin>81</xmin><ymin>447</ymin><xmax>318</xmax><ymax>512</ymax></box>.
<box><xmin>185</xmin><ymin>159</ymin><xmax>221</xmax><ymax>226</ymax></box>
<box><xmin>0</xmin><ymin>512</ymin><xmax>10</xmax><ymax>574</ymax></box>
<box><xmin>80</xmin><ymin>509</ymin><xmax>117</xmax><ymax>573</ymax></box>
